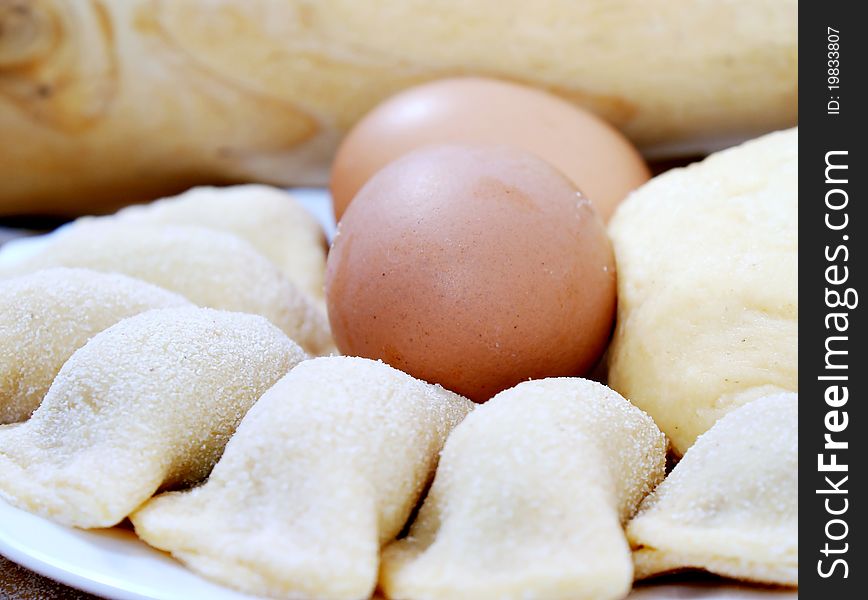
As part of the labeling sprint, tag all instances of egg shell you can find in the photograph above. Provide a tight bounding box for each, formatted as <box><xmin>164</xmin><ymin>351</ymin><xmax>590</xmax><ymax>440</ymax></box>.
<box><xmin>330</xmin><ymin>77</ymin><xmax>650</xmax><ymax>222</ymax></box>
<box><xmin>326</xmin><ymin>144</ymin><xmax>616</xmax><ymax>402</ymax></box>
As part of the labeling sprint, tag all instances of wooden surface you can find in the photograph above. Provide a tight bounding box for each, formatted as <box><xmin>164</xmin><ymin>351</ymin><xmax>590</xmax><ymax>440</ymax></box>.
<box><xmin>0</xmin><ymin>555</ymin><xmax>99</xmax><ymax>600</ymax></box>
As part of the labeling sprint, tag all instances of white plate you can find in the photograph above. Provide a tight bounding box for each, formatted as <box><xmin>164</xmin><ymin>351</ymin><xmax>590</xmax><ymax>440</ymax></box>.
<box><xmin>0</xmin><ymin>499</ymin><xmax>260</xmax><ymax>600</ymax></box>
<box><xmin>0</xmin><ymin>497</ymin><xmax>796</xmax><ymax>600</ymax></box>
<box><xmin>0</xmin><ymin>188</ymin><xmax>796</xmax><ymax>600</ymax></box>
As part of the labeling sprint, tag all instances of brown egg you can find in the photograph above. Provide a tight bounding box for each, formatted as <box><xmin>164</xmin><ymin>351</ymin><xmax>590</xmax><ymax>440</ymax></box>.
<box><xmin>330</xmin><ymin>77</ymin><xmax>649</xmax><ymax>223</ymax></box>
<box><xmin>326</xmin><ymin>145</ymin><xmax>616</xmax><ymax>402</ymax></box>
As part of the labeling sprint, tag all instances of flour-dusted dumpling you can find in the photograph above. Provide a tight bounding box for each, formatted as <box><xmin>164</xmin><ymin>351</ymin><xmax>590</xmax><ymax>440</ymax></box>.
<box><xmin>0</xmin><ymin>307</ymin><xmax>305</xmax><ymax>528</ymax></box>
<box><xmin>112</xmin><ymin>185</ymin><xmax>327</xmax><ymax>301</ymax></box>
<box><xmin>380</xmin><ymin>378</ymin><xmax>667</xmax><ymax>600</ymax></box>
<box><xmin>132</xmin><ymin>356</ymin><xmax>472</xmax><ymax>600</ymax></box>
<box><xmin>607</xmin><ymin>128</ymin><xmax>797</xmax><ymax>454</ymax></box>
<box><xmin>0</xmin><ymin>222</ymin><xmax>333</xmax><ymax>355</ymax></box>
<box><xmin>627</xmin><ymin>393</ymin><xmax>797</xmax><ymax>586</ymax></box>
<box><xmin>0</xmin><ymin>268</ymin><xmax>190</xmax><ymax>424</ymax></box>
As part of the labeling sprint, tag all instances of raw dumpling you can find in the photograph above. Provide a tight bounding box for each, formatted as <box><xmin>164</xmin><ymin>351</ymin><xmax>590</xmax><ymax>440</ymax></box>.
<box><xmin>112</xmin><ymin>185</ymin><xmax>327</xmax><ymax>301</ymax></box>
<box><xmin>0</xmin><ymin>268</ymin><xmax>190</xmax><ymax>424</ymax></box>
<box><xmin>0</xmin><ymin>307</ymin><xmax>305</xmax><ymax>528</ymax></box>
<box><xmin>132</xmin><ymin>356</ymin><xmax>472</xmax><ymax>600</ymax></box>
<box><xmin>379</xmin><ymin>378</ymin><xmax>667</xmax><ymax>600</ymax></box>
<box><xmin>627</xmin><ymin>393</ymin><xmax>797</xmax><ymax>586</ymax></box>
<box><xmin>0</xmin><ymin>222</ymin><xmax>333</xmax><ymax>355</ymax></box>
<box><xmin>607</xmin><ymin>128</ymin><xmax>797</xmax><ymax>454</ymax></box>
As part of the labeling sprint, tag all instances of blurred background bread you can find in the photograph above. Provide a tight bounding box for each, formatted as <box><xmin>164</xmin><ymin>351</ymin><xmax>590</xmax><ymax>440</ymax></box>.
<box><xmin>0</xmin><ymin>0</ymin><xmax>797</xmax><ymax>216</ymax></box>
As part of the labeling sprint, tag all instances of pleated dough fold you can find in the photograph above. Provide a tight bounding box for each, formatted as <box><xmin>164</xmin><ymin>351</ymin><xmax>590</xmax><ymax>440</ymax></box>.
<box><xmin>0</xmin><ymin>268</ymin><xmax>190</xmax><ymax>424</ymax></box>
<box><xmin>112</xmin><ymin>185</ymin><xmax>327</xmax><ymax>302</ymax></box>
<box><xmin>380</xmin><ymin>378</ymin><xmax>667</xmax><ymax>600</ymax></box>
<box><xmin>0</xmin><ymin>307</ymin><xmax>305</xmax><ymax>528</ymax></box>
<box><xmin>0</xmin><ymin>222</ymin><xmax>333</xmax><ymax>355</ymax></box>
<box><xmin>131</xmin><ymin>356</ymin><xmax>473</xmax><ymax>600</ymax></box>
<box><xmin>627</xmin><ymin>393</ymin><xmax>797</xmax><ymax>586</ymax></box>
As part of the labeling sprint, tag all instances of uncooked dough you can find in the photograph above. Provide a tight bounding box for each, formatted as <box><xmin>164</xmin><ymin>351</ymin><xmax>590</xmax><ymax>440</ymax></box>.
<box><xmin>627</xmin><ymin>393</ymin><xmax>797</xmax><ymax>586</ymax></box>
<box><xmin>379</xmin><ymin>378</ymin><xmax>667</xmax><ymax>600</ymax></box>
<box><xmin>0</xmin><ymin>268</ymin><xmax>190</xmax><ymax>424</ymax></box>
<box><xmin>132</xmin><ymin>356</ymin><xmax>472</xmax><ymax>600</ymax></box>
<box><xmin>112</xmin><ymin>185</ymin><xmax>327</xmax><ymax>301</ymax></box>
<box><xmin>0</xmin><ymin>222</ymin><xmax>333</xmax><ymax>356</ymax></box>
<box><xmin>607</xmin><ymin>127</ymin><xmax>798</xmax><ymax>454</ymax></box>
<box><xmin>0</xmin><ymin>307</ymin><xmax>305</xmax><ymax>528</ymax></box>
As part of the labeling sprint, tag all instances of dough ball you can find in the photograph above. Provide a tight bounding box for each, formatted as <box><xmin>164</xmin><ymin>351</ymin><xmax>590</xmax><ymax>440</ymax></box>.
<box><xmin>133</xmin><ymin>356</ymin><xmax>472</xmax><ymax>600</ymax></box>
<box><xmin>0</xmin><ymin>268</ymin><xmax>190</xmax><ymax>424</ymax></box>
<box><xmin>607</xmin><ymin>128</ymin><xmax>797</xmax><ymax>454</ymax></box>
<box><xmin>380</xmin><ymin>378</ymin><xmax>667</xmax><ymax>600</ymax></box>
<box><xmin>0</xmin><ymin>307</ymin><xmax>306</xmax><ymax>528</ymax></box>
<box><xmin>627</xmin><ymin>393</ymin><xmax>797</xmax><ymax>586</ymax></box>
<box><xmin>0</xmin><ymin>222</ymin><xmax>334</xmax><ymax>356</ymax></box>
<box><xmin>112</xmin><ymin>185</ymin><xmax>327</xmax><ymax>302</ymax></box>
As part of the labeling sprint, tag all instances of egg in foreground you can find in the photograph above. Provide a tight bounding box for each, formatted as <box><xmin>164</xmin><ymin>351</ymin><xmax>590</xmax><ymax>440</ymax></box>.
<box><xmin>326</xmin><ymin>144</ymin><xmax>616</xmax><ymax>401</ymax></box>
